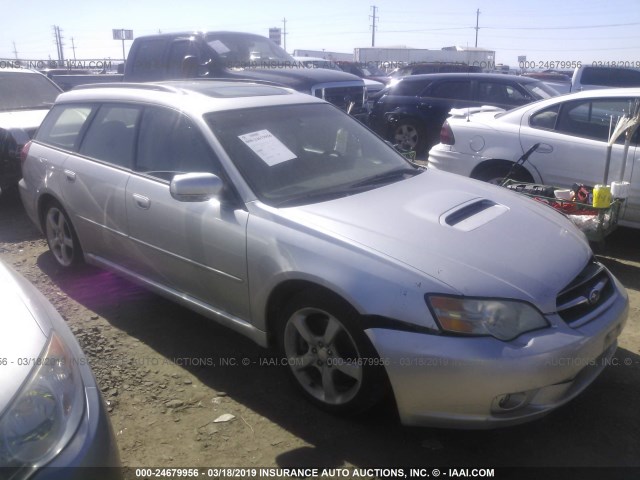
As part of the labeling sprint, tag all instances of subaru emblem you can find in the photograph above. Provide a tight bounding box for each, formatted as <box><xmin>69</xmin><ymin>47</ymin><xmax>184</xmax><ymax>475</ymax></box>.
<box><xmin>588</xmin><ymin>287</ymin><xmax>601</xmax><ymax>305</ymax></box>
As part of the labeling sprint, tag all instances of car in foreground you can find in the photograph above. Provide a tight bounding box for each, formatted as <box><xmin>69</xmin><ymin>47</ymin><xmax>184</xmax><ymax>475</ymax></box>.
<box><xmin>0</xmin><ymin>261</ymin><xmax>121</xmax><ymax>479</ymax></box>
<box><xmin>0</xmin><ymin>68</ymin><xmax>62</xmax><ymax>196</ymax></box>
<box><xmin>368</xmin><ymin>73</ymin><xmax>558</xmax><ymax>155</ymax></box>
<box><xmin>19</xmin><ymin>80</ymin><xmax>628</xmax><ymax>428</ymax></box>
<box><xmin>428</xmin><ymin>88</ymin><xmax>640</xmax><ymax>229</ymax></box>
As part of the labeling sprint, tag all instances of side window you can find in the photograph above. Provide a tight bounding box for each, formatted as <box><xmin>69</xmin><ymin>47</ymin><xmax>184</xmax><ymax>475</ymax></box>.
<box><xmin>129</xmin><ymin>39</ymin><xmax>167</xmax><ymax>76</ymax></box>
<box><xmin>35</xmin><ymin>104</ymin><xmax>94</xmax><ymax>150</ymax></box>
<box><xmin>79</xmin><ymin>104</ymin><xmax>140</xmax><ymax>168</ymax></box>
<box><xmin>556</xmin><ymin>99</ymin><xmax>634</xmax><ymax>142</ymax></box>
<box><xmin>478</xmin><ymin>82</ymin><xmax>530</xmax><ymax>106</ymax></box>
<box><xmin>167</xmin><ymin>40</ymin><xmax>201</xmax><ymax>77</ymax></box>
<box><xmin>530</xmin><ymin>105</ymin><xmax>560</xmax><ymax>130</ymax></box>
<box><xmin>427</xmin><ymin>81</ymin><xmax>471</xmax><ymax>100</ymax></box>
<box><xmin>136</xmin><ymin>107</ymin><xmax>220</xmax><ymax>181</ymax></box>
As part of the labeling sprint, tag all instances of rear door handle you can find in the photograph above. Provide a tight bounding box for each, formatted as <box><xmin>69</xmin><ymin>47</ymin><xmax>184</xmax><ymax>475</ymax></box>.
<box><xmin>132</xmin><ymin>193</ymin><xmax>151</xmax><ymax>210</ymax></box>
<box><xmin>64</xmin><ymin>169</ymin><xmax>76</xmax><ymax>182</ymax></box>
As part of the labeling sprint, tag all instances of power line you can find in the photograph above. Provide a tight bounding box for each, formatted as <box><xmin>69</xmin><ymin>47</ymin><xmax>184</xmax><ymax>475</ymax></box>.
<box><xmin>370</xmin><ymin>6</ymin><xmax>378</xmax><ymax>47</ymax></box>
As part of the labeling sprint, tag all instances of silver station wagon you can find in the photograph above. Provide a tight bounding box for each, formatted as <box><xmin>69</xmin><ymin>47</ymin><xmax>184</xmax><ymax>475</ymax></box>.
<box><xmin>19</xmin><ymin>81</ymin><xmax>628</xmax><ymax>428</ymax></box>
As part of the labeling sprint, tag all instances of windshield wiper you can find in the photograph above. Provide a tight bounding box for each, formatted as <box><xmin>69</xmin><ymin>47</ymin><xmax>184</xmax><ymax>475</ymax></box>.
<box><xmin>349</xmin><ymin>167</ymin><xmax>422</xmax><ymax>189</ymax></box>
<box><xmin>275</xmin><ymin>187</ymin><xmax>354</xmax><ymax>208</ymax></box>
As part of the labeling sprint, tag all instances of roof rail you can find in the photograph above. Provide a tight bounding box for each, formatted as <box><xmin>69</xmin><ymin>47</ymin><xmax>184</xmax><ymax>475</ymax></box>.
<box><xmin>71</xmin><ymin>78</ymin><xmax>288</xmax><ymax>93</ymax></box>
<box><xmin>72</xmin><ymin>83</ymin><xmax>182</xmax><ymax>93</ymax></box>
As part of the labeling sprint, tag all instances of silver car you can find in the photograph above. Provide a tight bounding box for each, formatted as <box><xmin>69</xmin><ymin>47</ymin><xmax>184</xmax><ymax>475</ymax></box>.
<box><xmin>19</xmin><ymin>81</ymin><xmax>628</xmax><ymax>428</ymax></box>
<box><xmin>0</xmin><ymin>261</ymin><xmax>121</xmax><ymax>479</ymax></box>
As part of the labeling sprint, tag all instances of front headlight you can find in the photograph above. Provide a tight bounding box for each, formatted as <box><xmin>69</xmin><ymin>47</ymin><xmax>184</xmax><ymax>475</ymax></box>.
<box><xmin>0</xmin><ymin>331</ymin><xmax>85</xmax><ymax>469</ymax></box>
<box><xmin>426</xmin><ymin>295</ymin><xmax>549</xmax><ymax>341</ymax></box>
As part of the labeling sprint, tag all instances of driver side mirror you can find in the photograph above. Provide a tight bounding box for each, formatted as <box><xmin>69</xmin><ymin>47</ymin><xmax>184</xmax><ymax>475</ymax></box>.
<box><xmin>170</xmin><ymin>172</ymin><xmax>224</xmax><ymax>202</ymax></box>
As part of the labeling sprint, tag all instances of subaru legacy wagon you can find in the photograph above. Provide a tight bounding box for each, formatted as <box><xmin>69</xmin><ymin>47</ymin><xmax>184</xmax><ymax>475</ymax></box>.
<box><xmin>19</xmin><ymin>80</ymin><xmax>628</xmax><ymax>428</ymax></box>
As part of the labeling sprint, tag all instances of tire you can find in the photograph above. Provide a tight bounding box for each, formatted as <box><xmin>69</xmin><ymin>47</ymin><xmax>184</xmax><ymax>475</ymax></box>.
<box><xmin>472</xmin><ymin>164</ymin><xmax>532</xmax><ymax>185</ymax></box>
<box><xmin>392</xmin><ymin>120</ymin><xmax>426</xmax><ymax>154</ymax></box>
<box><xmin>277</xmin><ymin>289</ymin><xmax>387</xmax><ymax>415</ymax></box>
<box><xmin>43</xmin><ymin>201</ymin><xmax>83</xmax><ymax>268</ymax></box>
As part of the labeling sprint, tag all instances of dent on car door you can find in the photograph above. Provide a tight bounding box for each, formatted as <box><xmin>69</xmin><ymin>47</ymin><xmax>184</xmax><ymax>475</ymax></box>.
<box><xmin>60</xmin><ymin>103</ymin><xmax>137</xmax><ymax>265</ymax></box>
<box><xmin>126</xmin><ymin>106</ymin><xmax>250</xmax><ymax>319</ymax></box>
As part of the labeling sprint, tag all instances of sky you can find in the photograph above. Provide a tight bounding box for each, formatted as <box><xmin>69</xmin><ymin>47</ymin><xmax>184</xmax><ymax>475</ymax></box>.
<box><xmin>2</xmin><ymin>0</ymin><xmax>640</xmax><ymax>70</ymax></box>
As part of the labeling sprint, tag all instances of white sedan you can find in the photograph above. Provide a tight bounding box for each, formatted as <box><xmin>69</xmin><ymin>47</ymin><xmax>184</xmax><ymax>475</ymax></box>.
<box><xmin>428</xmin><ymin>88</ymin><xmax>640</xmax><ymax>229</ymax></box>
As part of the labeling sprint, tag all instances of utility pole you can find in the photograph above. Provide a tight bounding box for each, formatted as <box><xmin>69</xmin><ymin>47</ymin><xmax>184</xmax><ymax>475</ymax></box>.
<box><xmin>282</xmin><ymin>18</ymin><xmax>287</xmax><ymax>52</ymax></box>
<box><xmin>12</xmin><ymin>41</ymin><xmax>18</xmax><ymax>60</ymax></box>
<box><xmin>52</xmin><ymin>25</ymin><xmax>64</xmax><ymax>64</ymax></box>
<box><xmin>475</xmin><ymin>8</ymin><xmax>480</xmax><ymax>48</ymax></box>
<box><xmin>370</xmin><ymin>5</ymin><xmax>378</xmax><ymax>47</ymax></box>
<box><xmin>71</xmin><ymin>37</ymin><xmax>77</xmax><ymax>60</ymax></box>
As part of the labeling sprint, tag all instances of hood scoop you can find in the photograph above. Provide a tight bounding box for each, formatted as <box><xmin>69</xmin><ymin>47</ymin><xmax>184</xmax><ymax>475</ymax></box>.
<box><xmin>441</xmin><ymin>199</ymin><xmax>509</xmax><ymax>232</ymax></box>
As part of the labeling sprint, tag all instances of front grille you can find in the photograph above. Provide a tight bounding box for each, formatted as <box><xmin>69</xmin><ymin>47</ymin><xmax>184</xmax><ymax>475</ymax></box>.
<box><xmin>556</xmin><ymin>259</ymin><xmax>614</xmax><ymax>325</ymax></box>
<box><xmin>312</xmin><ymin>84</ymin><xmax>365</xmax><ymax>112</ymax></box>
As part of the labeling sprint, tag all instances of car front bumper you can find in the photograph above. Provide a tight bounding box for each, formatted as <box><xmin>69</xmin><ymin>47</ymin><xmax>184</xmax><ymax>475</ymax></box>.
<box><xmin>366</xmin><ymin>284</ymin><xmax>628</xmax><ymax>429</ymax></box>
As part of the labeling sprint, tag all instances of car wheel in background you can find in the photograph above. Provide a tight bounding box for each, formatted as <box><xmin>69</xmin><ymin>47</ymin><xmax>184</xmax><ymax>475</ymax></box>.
<box><xmin>43</xmin><ymin>201</ymin><xmax>83</xmax><ymax>268</ymax></box>
<box><xmin>392</xmin><ymin>120</ymin><xmax>425</xmax><ymax>153</ymax></box>
<box><xmin>278</xmin><ymin>289</ymin><xmax>387</xmax><ymax>414</ymax></box>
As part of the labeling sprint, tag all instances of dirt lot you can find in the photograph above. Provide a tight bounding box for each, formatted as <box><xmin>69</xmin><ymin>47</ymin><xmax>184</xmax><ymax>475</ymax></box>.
<box><xmin>1</xmin><ymin>188</ymin><xmax>639</xmax><ymax>477</ymax></box>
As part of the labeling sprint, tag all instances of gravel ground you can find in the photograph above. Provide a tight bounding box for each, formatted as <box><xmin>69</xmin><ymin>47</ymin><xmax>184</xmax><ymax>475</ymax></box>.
<box><xmin>1</xmin><ymin>188</ymin><xmax>639</xmax><ymax>479</ymax></box>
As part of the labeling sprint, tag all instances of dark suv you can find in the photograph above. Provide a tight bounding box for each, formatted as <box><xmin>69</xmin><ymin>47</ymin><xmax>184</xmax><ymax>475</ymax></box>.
<box><xmin>369</xmin><ymin>73</ymin><xmax>559</xmax><ymax>155</ymax></box>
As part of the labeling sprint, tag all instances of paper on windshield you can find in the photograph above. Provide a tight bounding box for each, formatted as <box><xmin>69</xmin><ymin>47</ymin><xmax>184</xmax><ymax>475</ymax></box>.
<box><xmin>238</xmin><ymin>130</ymin><xmax>297</xmax><ymax>166</ymax></box>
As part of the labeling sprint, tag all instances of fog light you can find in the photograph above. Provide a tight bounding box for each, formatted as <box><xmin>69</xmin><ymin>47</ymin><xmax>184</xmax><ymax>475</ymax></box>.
<box><xmin>494</xmin><ymin>392</ymin><xmax>528</xmax><ymax>412</ymax></box>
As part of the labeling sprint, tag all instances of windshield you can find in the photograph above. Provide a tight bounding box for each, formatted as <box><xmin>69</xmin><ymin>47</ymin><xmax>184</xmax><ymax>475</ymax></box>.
<box><xmin>205</xmin><ymin>33</ymin><xmax>294</xmax><ymax>68</ymax></box>
<box><xmin>523</xmin><ymin>80</ymin><xmax>558</xmax><ymax>99</ymax></box>
<box><xmin>206</xmin><ymin>103</ymin><xmax>420</xmax><ymax>206</ymax></box>
<box><xmin>0</xmin><ymin>72</ymin><xmax>60</xmax><ymax>111</ymax></box>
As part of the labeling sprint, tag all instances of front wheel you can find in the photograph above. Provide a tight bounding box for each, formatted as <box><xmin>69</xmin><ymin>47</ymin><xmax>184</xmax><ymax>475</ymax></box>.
<box><xmin>277</xmin><ymin>289</ymin><xmax>387</xmax><ymax>414</ymax></box>
<box><xmin>44</xmin><ymin>202</ymin><xmax>83</xmax><ymax>268</ymax></box>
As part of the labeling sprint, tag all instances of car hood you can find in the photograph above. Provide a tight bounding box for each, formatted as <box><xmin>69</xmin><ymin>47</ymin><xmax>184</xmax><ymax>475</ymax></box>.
<box><xmin>0</xmin><ymin>263</ymin><xmax>48</xmax><ymax>413</ymax></box>
<box><xmin>0</xmin><ymin>109</ymin><xmax>50</xmax><ymax>131</ymax></box>
<box><xmin>228</xmin><ymin>67</ymin><xmax>364</xmax><ymax>90</ymax></box>
<box><xmin>281</xmin><ymin>170</ymin><xmax>591</xmax><ymax>312</ymax></box>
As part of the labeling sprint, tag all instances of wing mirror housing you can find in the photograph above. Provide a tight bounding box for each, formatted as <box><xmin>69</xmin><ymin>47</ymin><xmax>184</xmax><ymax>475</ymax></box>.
<box><xmin>170</xmin><ymin>172</ymin><xmax>223</xmax><ymax>202</ymax></box>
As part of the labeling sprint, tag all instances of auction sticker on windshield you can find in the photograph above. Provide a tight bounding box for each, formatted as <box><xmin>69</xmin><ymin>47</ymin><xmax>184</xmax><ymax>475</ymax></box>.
<box><xmin>239</xmin><ymin>129</ymin><xmax>297</xmax><ymax>166</ymax></box>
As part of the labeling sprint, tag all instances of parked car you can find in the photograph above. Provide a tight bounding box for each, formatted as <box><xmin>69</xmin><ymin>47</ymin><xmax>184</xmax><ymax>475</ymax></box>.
<box><xmin>20</xmin><ymin>80</ymin><xmax>628</xmax><ymax>428</ymax></box>
<box><xmin>571</xmin><ymin>65</ymin><xmax>640</xmax><ymax>92</ymax></box>
<box><xmin>0</xmin><ymin>68</ymin><xmax>62</xmax><ymax>196</ymax></box>
<box><xmin>0</xmin><ymin>260</ymin><xmax>121</xmax><ymax>479</ymax></box>
<box><xmin>387</xmin><ymin>62</ymin><xmax>482</xmax><ymax>79</ymax></box>
<box><xmin>335</xmin><ymin>61</ymin><xmax>390</xmax><ymax>85</ymax></box>
<box><xmin>368</xmin><ymin>73</ymin><xmax>559</xmax><ymax>155</ymax></box>
<box><xmin>292</xmin><ymin>57</ymin><xmax>384</xmax><ymax>98</ymax></box>
<box><xmin>428</xmin><ymin>88</ymin><xmax>640</xmax><ymax>229</ymax></box>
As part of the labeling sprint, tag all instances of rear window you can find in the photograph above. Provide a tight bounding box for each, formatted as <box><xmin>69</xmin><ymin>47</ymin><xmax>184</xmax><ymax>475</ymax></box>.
<box><xmin>0</xmin><ymin>72</ymin><xmax>60</xmax><ymax>111</ymax></box>
<box><xmin>581</xmin><ymin>67</ymin><xmax>640</xmax><ymax>88</ymax></box>
<box><xmin>35</xmin><ymin>104</ymin><xmax>94</xmax><ymax>150</ymax></box>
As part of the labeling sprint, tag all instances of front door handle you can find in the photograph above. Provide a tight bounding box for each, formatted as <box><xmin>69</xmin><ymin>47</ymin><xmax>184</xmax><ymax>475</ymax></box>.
<box><xmin>132</xmin><ymin>193</ymin><xmax>151</xmax><ymax>210</ymax></box>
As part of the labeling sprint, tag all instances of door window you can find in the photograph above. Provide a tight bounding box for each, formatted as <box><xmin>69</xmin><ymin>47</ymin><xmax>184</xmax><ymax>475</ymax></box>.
<box><xmin>79</xmin><ymin>104</ymin><xmax>140</xmax><ymax>168</ymax></box>
<box><xmin>478</xmin><ymin>82</ymin><xmax>531</xmax><ymax>106</ymax></box>
<box><xmin>556</xmin><ymin>99</ymin><xmax>637</xmax><ymax>142</ymax></box>
<box><xmin>136</xmin><ymin>107</ymin><xmax>221</xmax><ymax>181</ymax></box>
<box><xmin>427</xmin><ymin>81</ymin><xmax>472</xmax><ymax>100</ymax></box>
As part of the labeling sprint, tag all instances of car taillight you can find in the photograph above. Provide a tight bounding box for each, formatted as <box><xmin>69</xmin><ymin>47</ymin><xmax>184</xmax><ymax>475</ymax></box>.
<box><xmin>20</xmin><ymin>141</ymin><xmax>32</xmax><ymax>168</ymax></box>
<box><xmin>440</xmin><ymin>121</ymin><xmax>455</xmax><ymax>145</ymax></box>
